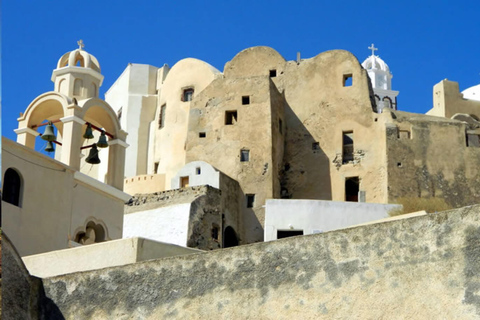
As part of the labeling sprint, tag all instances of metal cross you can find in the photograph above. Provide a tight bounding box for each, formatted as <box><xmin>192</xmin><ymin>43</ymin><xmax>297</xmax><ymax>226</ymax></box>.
<box><xmin>77</xmin><ymin>39</ymin><xmax>85</xmax><ymax>50</ymax></box>
<box><xmin>368</xmin><ymin>43</ymin><xmax>378</xmax><ymax>56</ymax></box>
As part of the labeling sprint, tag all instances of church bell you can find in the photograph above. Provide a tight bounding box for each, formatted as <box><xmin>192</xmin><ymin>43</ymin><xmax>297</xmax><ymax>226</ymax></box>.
<box><xmin>85</xmin><ymin>145</ymin><xmax>101</xmax><ymax>164</ymax></box>
<box><xmin>45</xmin><ymin>141</ymin><xmax>55</xmax><ymax>153</ymax></box>
<box><xmin>41</xmin><ymin>121</ymin><xmax>56</xmax><ymax>142</ymax></box>
<box><xmin>83</xmin><ymin>123</ymin><xmax>94</xmax><ymax>139</ymax></box>
<box><xmin>97</xmin><ymin>131</ymin><xmax>108</xmax><ymax>148</ymax></box>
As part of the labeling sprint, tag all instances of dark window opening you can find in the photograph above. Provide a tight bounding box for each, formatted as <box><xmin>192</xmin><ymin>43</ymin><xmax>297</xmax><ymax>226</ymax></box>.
<box><xmin>240</xmin><ymin>149</ymin><xmax>250</xmax><ymax>162</ymax></box>
<box><xmin>159</xmin><ymin>104</ymin><xmax>166</xmax><ymax>129</ymax></box>
<box><xmin>277</xmin><ymin>230</ymin><xmax>303</xmax><ymax>239</ymax></box>
<box><xmin>242</xmin><ymin>96</ymin><xmax>250</xmax><ymax>105</ymax></box>
<box><xmin>199</xmin><ymin>132</ymin><xmax>206</xmax><ymax>138</ymax></box>
<box><xmin>343</xmin><ymin>74</ymin><xmax>353</xmax><ymax>87</ymax></box>
<box><xmin>182</xmin><ymin>88</ymin><xmax>194</xmax><ymax>102</ymax></box>
<box><xmin>225</xmin><ymin>111</ymin><xmax>238</xmax><ymax>125</ymax></box>
<box><xmin>196</xmin><ymin>167</ymin><xmax>201</xmax><ymax>175</ymax></box>
<box><xmin>467</xmin><ymin>134</ymin><xmax>480</xmax><ymax>147</ymax></box>
<box><xmin>279</xmin><ymin>119</ymin><xmax>283</xmax><ymax>134</ymax></box>
<box><xmin>269</xmin><ymin>69</ymin><xmax>277</xmax><ymax>77</ymax></box>
<box><xmin>397</xmin><ymin>162</ymin><xmax>402</xmax><ymax>167</ymax></box>
<box><xmin>246</xmin><ymin>194</ymin><xmax>255</xmax><ymax>208</ymax></box>
<box><xmin>312</xmin><ymin>142</ymin><xmax>320</xmax><ymax>150</ymax></box>
<box><xmin>211</xmin><ymin>224</ymin><xmax>219</xmax><ymax>241</ymax></box>
<box><xmin>3</xmin><ymin>168</ymin><xmax>22</xmax><ymax>207</ymax></box>
<box><xmin>154</xmin><ymin>162</ymin><xmax>159</xmax><ymax>174</ymax></box>
<box><xmin>224</xmin><ymin>226</ymin><xmax>238</xmax><ymax>248</ymax></box>
<box><xmin>343</xmin><ymin>131</ymin><xmax>354</xmax><ymax>163</ymax></box>
<box><xmin>345</xmin><ymin>177</ymin><xmax>359</xmax><ymax>202</ymax></box>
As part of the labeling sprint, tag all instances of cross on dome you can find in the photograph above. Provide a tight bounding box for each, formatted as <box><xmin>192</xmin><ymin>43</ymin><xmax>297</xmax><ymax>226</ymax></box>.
<box><xmin>368</xmin><ymin>43</ymin><xmax>378</xmax><ymax>57</ymax></box>
<box><xmin>77</xmin><ymin>39</ymin><xmax>85</xmax><ymax>50</ymax></box>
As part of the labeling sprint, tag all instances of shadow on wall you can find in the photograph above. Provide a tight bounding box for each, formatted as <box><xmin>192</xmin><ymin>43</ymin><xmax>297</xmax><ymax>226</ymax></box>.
<box><xmin>281</xmin><ymin>99</ymin><xmax>332</xmax><ymax>200</ymax></box>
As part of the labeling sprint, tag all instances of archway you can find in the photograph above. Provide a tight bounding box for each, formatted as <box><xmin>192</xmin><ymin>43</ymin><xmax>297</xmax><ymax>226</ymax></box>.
<box><xmin>223</xmin><ymin>226</ymin><xmax>238</xmax><ymax>248</ymax></box>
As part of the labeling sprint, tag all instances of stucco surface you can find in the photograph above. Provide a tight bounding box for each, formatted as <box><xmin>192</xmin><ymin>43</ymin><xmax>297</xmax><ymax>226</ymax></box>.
<box><xmin>38</xmin><ymin>204</ymin><xmax>480</xmax><ymax>319</ymax></box>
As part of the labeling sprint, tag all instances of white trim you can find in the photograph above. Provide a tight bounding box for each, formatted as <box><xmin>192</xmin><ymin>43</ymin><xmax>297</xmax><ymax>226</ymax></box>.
<box><xmin>74</xmin><ymin>171</ymin><xmax>131</xmax><ymax>202</ymax></box>
<box><xmin>51</xmin><ymin>66</ymin><xmax>104</xmax><ymax>86</ymax></box>
<box><xmin>60</xmin><ymin>115</ymin><xmax>86</xmax><ymax>125</ymax></box>
<box><xmin>14</xmin><ymin>127</ymin><xmax>40</xmax><ymax>136</ymax></box>
<box><xmin>109</xmin><ymin>139</ymin><xmax>129</xmax><ymax>148</ymax></box>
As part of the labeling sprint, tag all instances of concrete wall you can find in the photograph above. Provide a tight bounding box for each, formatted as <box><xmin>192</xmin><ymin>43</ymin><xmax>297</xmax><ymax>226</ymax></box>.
<box><xmin>124</xmin><ymin>173</ymin><xmax>166</xmax><ymax>195</ymax></box>
<box><xmin>38</xmin><ymin>204</ymin><xmax>480</xmax><ymax>319</ymax></box>
<box><xmin>23</xmin><ymin>237</ymin><xmax>202</xmax><ymax>278</ymax></box>
<box><xmin>171</xmin><ymin>161</ymin><xmax>220</xmax><ymax>189</ymax></box>
<box><xmin>264</xmin><ymin>199</ymin><xmax>402</xmax><ymax>241</ymax></box>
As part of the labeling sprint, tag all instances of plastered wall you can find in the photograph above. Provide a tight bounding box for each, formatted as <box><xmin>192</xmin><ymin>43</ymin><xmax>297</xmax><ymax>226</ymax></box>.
<box><xmin>37</xmin><ymin>204</ymin><xmax>480</xmax><ymax>319</ymax></box>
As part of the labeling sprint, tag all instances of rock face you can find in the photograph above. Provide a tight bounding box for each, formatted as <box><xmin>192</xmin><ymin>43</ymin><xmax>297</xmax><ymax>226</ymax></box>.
<box><xmin>5</xmin><ymin>204</ymin><xmax>474</xmax><ymax>319</ymax></box>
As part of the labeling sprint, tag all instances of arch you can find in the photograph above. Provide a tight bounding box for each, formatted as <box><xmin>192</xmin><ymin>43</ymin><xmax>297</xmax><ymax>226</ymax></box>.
<box><xmin>58</xmin><ymin>78</ymin><xmax>66</xmax><ymax>92</ymax></box>
<box><xmin>223</xmin><ymin>226</ymin><xmax>238</xmax><ymax>248</ymax></box>
<box><xmin>375</xmin><ymin>95</ymin><xmax>380</xmax><ymax>105</ymax></box>
<box><xmin>57</xmin><ymin>49</ymin><xmax>101</xmax><ymax>72</ymax></box>
<box><xmin>92</xmin><ymin>82</ymin><xmax>97</xmax><ymax>97</ymax></box>
<box><xmin>383</xmin><ymin>96</ymin><xmax>392</xmax><ymax>108</ymax></box>
<box><xmin>80</xmin><ymin>98</ymin><xmax>122</xmax><ymax>136</ymax></box>
<box><xmin>73</xmin><ymin>217</ymin><xmax>109</xmax><ymax>245</ymax></box>
<box><xmin>3</xmin><ymin>168</ymin><xmax>23</xmax><ymax>207</ymax></box>
<box><xmin>19</xmin><ymin>92</ymin><xmax>70</xmax><ymax>129</ymax></box>
<box><xmin>73</xmin><ymin>79</ymin><xmax>83</xmax><ymax>96</ymax></box>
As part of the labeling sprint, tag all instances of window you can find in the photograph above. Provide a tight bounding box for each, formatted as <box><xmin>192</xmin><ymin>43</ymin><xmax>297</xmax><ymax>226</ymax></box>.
<box><xmin>211</xmin><ymin>224</ymin><xmax>220</xmax><ymax>241</ymax></box>
<box><xmin>180</xmin><ymin>176</ymin><xmax>189</xmax><ymax>188</ymax></box>
<box><xmin>240</xmin><ymin>149</ymin><xmax>250</xmax><ymax>162</ymax></box>
<box><xmin>159</xmin><ymin>104</ymin><xmax>166</xmax><ymax>129</ymax></box>
<box><xmin>199</xmin><ymin>132</ymin><xmax>206</xmax><ymax>138</ymax></box>
<box><xmin>345</xmin><ymin>177</ymin><xmax>359</xmax><ymax>202</ymax></box>
<box><xmin>277</xmin><ymin>230</ymin><xmax>303</xmax><ymax>239</ymax></box>
<box><xmin>242</xmin><ymin>96</ymin><xmax>250</xmax><ymax>105</ymax></box>
<box><xmin>182</xmin><ymin>88</ymin><xmax>194</xmax><ymax>102</ymax></box>
<box><xmin>383</xmin><ymin>97</ymin><xmax>392</xmax><ymax>108</ymax></box>
<box><xmin>246</xmin><ymin>194</ymin><xmax>255</xmax><ymax>208</ymax></box>
<box><xmin>154</xmin><ymin>162</ymin><xmax>159</xmax><ymax>174</ymax></box>
<box><xmin>269</xmin><ymin>69</ymin><xmax>277</xmax><ymax>77</ymax></box>
<box><xmin>225</xmin><ymin>111</ymin><xmax>238</xmax><ymax>125</ymax></box>
<box><xmin>342</xmin><ymin>131</ymin><xmax>354</xmax><ymax>163</ymax></box>
<box><xmin>3</xmin><ymin>168</ymin><xmax>22</xmax><ymax>207</ymax></box>
<box><xmin>398</xmin><ymin>130</ymin><xmax>411</xmax><ymax>139</ymax></box>
<box><xmin>279</xmin><ymin>119</ymin><xmax>283</xmax><ymax>134</ymax></box>
<box><xmin>196</xmin><ymin>167</ymin><xmax>201</xmax><ymax>175</ymax></box>
<box><xmin>467</xmin><ymin>134</ymin><xmax>480</xmax><ymax>147</ymax></box>
<box><xmin>343</xmin><ymin>74</ymin><xmax>353</xmax><ymax>87</ymax></box>
<box><xmin>312</xmin><ymin>142</ymin><xmax>320</xmax><ymax>150</ymax></box>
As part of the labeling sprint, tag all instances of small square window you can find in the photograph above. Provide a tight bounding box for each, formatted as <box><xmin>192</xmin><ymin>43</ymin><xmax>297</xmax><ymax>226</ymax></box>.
<box><xmin>246</xmin><ymin>194</ymin><xmax>255</xmax><ymax>208</ymax></box>
<box><xmin>240</xmin><ymin>149</ymin><xmax>250</xmax><ymax>162</ymax></box>
<box><xmin>225</xmin><ymin>111</ymin><xmax>238</xmax><ymax>125</ymax></box>
<box><xmin>242</xmin><ymin>96</ymin><xmax>250</xmax><ymax>105</ymax></box>
<box><xmin>196</xmin><ymin>167</ymin><xmax>201</xmax><ymax>175</ymax></box>
<box><xmin>182</xmin><ymin>88</ymin><xmax>194</xmax><ymax>102</ymax></box>
<box><xmin>343</xmin><ymin>74</ymin><xmax>353</xmax><ymax>87</ymax></box>
<box><xmin>199</xmin><ymin>132</ymin><xmax>206</xmax><ymax>138</ymax></box>
<box><xmin>269</xmin><ymin>69</ymin><xmax>277</xmax><ymax>77</ymax></box>
<box><xmin>211</xmin><ymin>224</ymin><xmax>219</xmax><ymax>240</ymax></box>
<box><xmin>312</xmin><ymin>142</ymin><xmax>320</xmax><ymax>150</ymax></box>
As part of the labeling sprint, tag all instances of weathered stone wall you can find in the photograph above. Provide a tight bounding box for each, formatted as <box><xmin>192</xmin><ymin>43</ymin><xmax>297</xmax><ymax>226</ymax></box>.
<box><xmin>39</xmin><ymin>205</ymin><xmax>480</xmax><ymax>319</ymax></box>
<box><xmin>386</xmin><ymin>110</ymin><xmax>480</xmax><ymax>208</ymax></box>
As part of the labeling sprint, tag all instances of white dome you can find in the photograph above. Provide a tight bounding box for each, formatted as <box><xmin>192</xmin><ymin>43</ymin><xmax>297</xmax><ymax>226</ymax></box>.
<box><xmin>56</xmin><ymin>46</ymin><xmax>101</xmax><ymax>73</ymax></box>
<box><xmin>361</xmin><ymin>55</ymin><xmax>390</xmax><ymax>72</ymax></box>
<box><xmin>462</xmin><ymin>84</ymin><xmax>480</xmax><ymax>102</ymax></box>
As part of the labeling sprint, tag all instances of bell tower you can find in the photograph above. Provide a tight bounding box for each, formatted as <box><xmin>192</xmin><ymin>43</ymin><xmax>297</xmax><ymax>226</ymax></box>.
<box><xmin>51</xmin><ymin>40</ymin><xmax>104</xmax><ymax>100</ymax></box>
<box><xmin>361</xmin><ymin>44</ymin><xmax>399</xmax><ymax>113</ymax></box>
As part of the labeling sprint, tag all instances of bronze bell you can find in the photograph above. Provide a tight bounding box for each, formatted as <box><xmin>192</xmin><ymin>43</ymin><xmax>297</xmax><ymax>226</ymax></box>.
<box><xmin>85</xmin><ymin>145</ymin><xmax>101</xmax><ymax>164</ymax></box>
<box><xmin>97</xmin><ymin>131</ymin><xmax>108</xmax><ymax>148</ymax></box>
<box><xmin>45</xmin><ymin>141</ymin><xmax>55</xmax><ymax>153</ymax></box>
<box><xmin>41</xmin><ymin>121</ymin><xmax>56</xmax><ymax>142</ymax></box>
<box><xmin>83</xmin><ymin>123</ymin><xmax>94</xmax><ymax>139</ymax></box>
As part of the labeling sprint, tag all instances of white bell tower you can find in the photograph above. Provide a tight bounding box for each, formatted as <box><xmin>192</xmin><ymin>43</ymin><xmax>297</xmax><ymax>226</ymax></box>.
<box><xmin>362</xmin><ymin>44</ymin><xmax>399</xmax><ymax>113</ymax></box>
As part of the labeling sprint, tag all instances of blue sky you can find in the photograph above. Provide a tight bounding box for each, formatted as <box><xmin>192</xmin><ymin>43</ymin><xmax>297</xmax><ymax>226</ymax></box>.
<box><xmin>3</xmin><ymin>1</ymin><xmax>480</xmax><ymax>141</ymax></box>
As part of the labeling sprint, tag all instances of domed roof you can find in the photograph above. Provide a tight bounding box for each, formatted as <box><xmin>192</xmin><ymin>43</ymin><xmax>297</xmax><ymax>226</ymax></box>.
<box><xmin>56</xmin><ymin>40</ymin><xmax>101</xmax><ymax>72</ymax></box>
<box><xmin>462</xmin><ymin>84</ymin><xmax>480</xmax><ymax>102</ymax></box>
<box><xmin>361</xmin><ymin>55</ymin><xmax>390</xmax><ymax>72</ymax></box>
